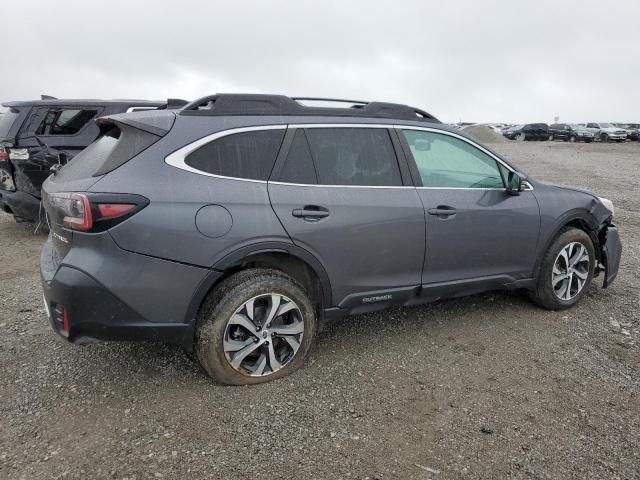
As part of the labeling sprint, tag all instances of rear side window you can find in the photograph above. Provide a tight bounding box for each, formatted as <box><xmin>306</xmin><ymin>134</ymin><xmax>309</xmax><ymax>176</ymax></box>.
<box><xmin>278</xmin><ymin>130</ymin><xmax>318</xmax><ymax>184</ymax></box>
<box><xmin>304</xmin><ymin>128</ymin><xmax>402</xmax><ymax>186</ymax></box>
<box><xmin>36</xmin><ymin>108</ymin><xmax>99</xmax><ymax>135</ymax></box>
<box><xmin>54</xmin><ymin>125</ymin><xmax>160</xmax><ymax>181</ymax></box>
<box><xmin>185</xmin><ymin>129</ymin><xmax>285</xmax><ymax>181</ymax></box>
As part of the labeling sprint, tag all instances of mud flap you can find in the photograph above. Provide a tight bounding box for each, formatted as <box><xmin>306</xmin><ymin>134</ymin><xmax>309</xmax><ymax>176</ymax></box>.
<box><xmin>601</xmin><ymin>225</ymin><xmax>622</xmax><ymax>288</ymax></box>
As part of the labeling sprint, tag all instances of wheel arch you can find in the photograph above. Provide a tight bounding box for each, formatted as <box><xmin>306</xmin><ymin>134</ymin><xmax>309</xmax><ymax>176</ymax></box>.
<box><xmin>184</xmin><ymin>242</ymin><xmax>332</xmax><ymax>328</ymax></box>
<box><xmin>533</xmin><ymin>209</ymin><xmax>601</xmax><ymax>279</ymax></box>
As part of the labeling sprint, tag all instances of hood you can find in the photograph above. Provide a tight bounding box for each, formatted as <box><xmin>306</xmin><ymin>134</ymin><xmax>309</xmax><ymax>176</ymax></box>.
<box><xmin>550</xmin><ymin>184</ymin><xmax>598</xmax><ymax>199</ymax></box>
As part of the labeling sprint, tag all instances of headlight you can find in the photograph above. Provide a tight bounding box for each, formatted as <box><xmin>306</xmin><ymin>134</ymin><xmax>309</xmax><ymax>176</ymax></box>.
<box><xmin>598</xmin><ymin>197</ymin><xmax>615</xmax><ymax>217</ymax></box>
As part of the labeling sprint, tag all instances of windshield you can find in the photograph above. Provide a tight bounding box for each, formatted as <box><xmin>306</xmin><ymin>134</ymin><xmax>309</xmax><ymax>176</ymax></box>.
<box><xmin>0</xmin><ymin>108</ymin><xmax>21</xmax><ymax>137</ymax></box>
<box><xmin>600</xmin><ymin>123</ymin><xmax>614</xmax><ymax>128</ymax></box>
<box><xmin>568</xmin><ymin>124</ymin><xmax>585</xmax><ymax>130</ymax></box>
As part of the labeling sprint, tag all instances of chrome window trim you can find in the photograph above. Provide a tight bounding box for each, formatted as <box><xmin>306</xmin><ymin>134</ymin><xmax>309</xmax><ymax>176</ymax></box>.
<box><xmin>164</xmin><ymin>123</ymin><xmax>532</xmax><ymax>191</ymax></box>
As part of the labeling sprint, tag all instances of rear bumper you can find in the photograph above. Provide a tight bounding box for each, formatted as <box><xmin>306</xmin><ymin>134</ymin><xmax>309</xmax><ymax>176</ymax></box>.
<box><xmin>40</xmin><ymin>234</ymin><xmax>219</xmax><ymax>345</ymax></box>
<box><xmin>0</xmin><ymin>189</ymin><xmax>41</xmax><ymax>221</ymax></box>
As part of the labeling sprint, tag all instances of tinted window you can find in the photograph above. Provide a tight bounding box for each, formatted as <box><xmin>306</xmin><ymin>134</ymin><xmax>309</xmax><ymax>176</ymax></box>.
<box><xmin>55</xmin><ymin>125</ymin><xmax>160</xmax><ymax>181</ymax></box>
<box><xmin>304</xmin><ymin>128</ymin><xmax>401</xmax><ymax>186</ymax></box>
<box><xmin>0</xmin><ymin>108</ymin><xmax>22</xmax><ymax>137</ymax></box>
<box><xmin>402</xmin><ymin>130</ymin><xmax>504</xmax><ymax>188</ymax></box>
<box><xmin>279</xmin><ymin>130</ymin><xmax>317</xmax><ymax>184</ymax></box>
<box><xmin>36</xmin><ymin>108</ymin><xmax>99</xmax><ymax>135</ymax></box>
<box><xmin>185</xmin><ymin>129</ymin><xmax>285</xmax><ymax>181</ymax></box>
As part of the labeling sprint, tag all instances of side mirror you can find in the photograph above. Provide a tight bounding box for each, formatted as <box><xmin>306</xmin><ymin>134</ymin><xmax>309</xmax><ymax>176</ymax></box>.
<box><xmin>506</xmin><ymin>171</ymin><xmax>523</xmax><ymax>195</ymax></box>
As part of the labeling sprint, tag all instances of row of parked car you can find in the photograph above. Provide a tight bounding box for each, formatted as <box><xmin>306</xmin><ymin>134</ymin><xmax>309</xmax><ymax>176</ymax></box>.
<box><xmin>495</xmin><ymin>122</ymin><xmax>639</xmax><ymax>143</ymax></box>
<box><xmin>0</xmin><ymin>96</ymin><xmax>187</xmax><ymax>222</ymax></box>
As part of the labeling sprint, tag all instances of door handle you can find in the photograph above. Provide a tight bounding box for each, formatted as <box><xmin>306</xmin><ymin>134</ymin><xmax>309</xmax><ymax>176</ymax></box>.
<box><xmin>428</xmin><ymin>206</ymin><xmax>457</xmax><ymax>217</ymax></box>
<box><xmin>292</xmin><ymin>206</ymin><xmax>330</xmax><ymax>219</ymax></box>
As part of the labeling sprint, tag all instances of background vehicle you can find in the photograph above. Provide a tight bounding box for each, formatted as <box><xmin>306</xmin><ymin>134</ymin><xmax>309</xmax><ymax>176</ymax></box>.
<box><xmin>584</xmin><ymin>123</ymin><xmax>627</xmax><ymax>142</ymax></box>
<box><xmin>503</xmin><ymin>123</ymin><xmax>549</xmax><ymax>141</ymax></box>
<box><xmin>40</xmin><ymin>94</ymin><xmax>621</xmax><ymax>385</ymax></box>
<box><xmin>614</xmin><ymin>123</ymin><xmax>639</xmax><ymax>141</ymax></box>
<box><xmin>0</xmin><ymin>96</ymin><xmax>186</xmax><ymax>222</ymax></box>
<box><xmin>548</xmin><ymin>124</ymin><xmax>594</xmax><ymax>143</ymax></box>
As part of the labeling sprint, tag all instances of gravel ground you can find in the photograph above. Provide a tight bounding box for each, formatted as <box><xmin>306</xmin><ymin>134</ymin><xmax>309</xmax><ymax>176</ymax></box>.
<box><xmin>1</xmin><ymin>141</ymin><xmax>639</xmax><ymax>480</ymax></box>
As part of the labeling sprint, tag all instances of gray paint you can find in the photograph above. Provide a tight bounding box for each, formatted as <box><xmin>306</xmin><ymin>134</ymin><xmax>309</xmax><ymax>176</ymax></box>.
<box><xmin>40</xmin><ymin>109</ymin><xmax>620</xmax><ymax>344</ymax></box>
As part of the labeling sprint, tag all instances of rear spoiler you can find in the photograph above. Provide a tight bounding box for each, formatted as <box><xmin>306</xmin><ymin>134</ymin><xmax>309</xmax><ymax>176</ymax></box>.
<box><xmin>96</xmin><ymin>111</ymin><xmax>176</xmax><ymax>137</ymax></box>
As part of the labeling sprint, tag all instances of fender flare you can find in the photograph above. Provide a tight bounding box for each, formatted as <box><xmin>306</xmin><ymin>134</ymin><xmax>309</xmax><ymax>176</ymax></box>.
<box><xmin>532</xmin><ymin>208</ymin><xmax>600</xmax><ymax>278</ymax></box>
<box><xmin>184</xmin><ymin>242</ymin><xmax>333</xmax><ymax>324</ymax></box>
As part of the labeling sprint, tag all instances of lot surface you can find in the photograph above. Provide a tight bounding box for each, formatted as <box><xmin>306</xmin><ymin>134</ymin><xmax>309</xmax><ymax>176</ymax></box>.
<box><xmin>1</xmin><ymin>141</ymin><xmax>639</xmax><ymax>480</ymax></box>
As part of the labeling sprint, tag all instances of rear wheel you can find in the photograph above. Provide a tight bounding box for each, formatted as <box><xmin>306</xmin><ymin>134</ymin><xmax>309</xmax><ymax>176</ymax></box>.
<box><xmin>530</xmin><ymin>227</ymin><xmax>595</xmax><ymax>310</ymax></box>
<box><xmin>196</xmin><ymin>269</ymin><xmax>318</xmax><ymax>385</ymax></box>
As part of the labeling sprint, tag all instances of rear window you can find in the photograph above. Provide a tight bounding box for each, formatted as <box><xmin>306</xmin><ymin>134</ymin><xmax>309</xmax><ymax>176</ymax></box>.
<box><xmin>55</xmin><ymin>125</ymin><xmax>160</xmax><ymax>181</ymax></box>
<box><xmin>36</xmin><ymin>108</ymin><xmax>99</xmax><ymax>136</ymax></box>
<box><xmin>0</xmin><ymin>108</ymin><xmax>21</xmax><ymax>137</ymax></box>
<box><xmin>185</xmin><ymin>129</ymin><xmax>285</xmax><ymax>181</ymax></box>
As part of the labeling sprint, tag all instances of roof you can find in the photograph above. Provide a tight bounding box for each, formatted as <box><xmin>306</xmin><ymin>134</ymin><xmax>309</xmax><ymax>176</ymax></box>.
<box><xmin>2</xmin><ymin>98</ymin><xmax>166</xmax><ymax>108</ymax></box>
<box><xmin>179</xmin><ymin>94</ymin><xmax>440</xmax><ymax>123</ymax></box>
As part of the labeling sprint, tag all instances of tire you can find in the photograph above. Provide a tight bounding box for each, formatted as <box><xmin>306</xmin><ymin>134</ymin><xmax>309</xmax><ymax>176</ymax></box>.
<box><xmin>548</xmin><ymin>134</ymin><xmax>554</xmax><ymax>141</ymax></box>
<box><xmin>516</xmin><ymin>132</ymin><xmax>526</xmax><ymax>141</ymax></box>
<box><xmin>569</xmin><ymin>136</ymin><xmax>576</xmax><ymax>143</ymax></box>
<box><xmin>600</xmin><ymin>133</ymin><xmax>609</xmax><ymax>143</ymax></box>
<box><xmin>195</xmin><ymin>269</ymin><xmax>318</xmax><ymax>385</ymax></box>
<box><xmin>530</xmin><ymin>227</ymin><xmax>595</xmax><ymax>310</ymax></box>
<box><xmin>585</xmin><ymin>139</ymin><xmax>593</xmax><ymax>143</ymax></box>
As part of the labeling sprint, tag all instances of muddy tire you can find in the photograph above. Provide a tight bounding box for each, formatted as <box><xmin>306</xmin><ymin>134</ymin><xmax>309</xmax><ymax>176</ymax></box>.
<box><xmin>195</xmin><ymin>269</ymin><xmax>317</xmax><ymax>385</ymax></box>
<box><xmin>530</xmin><ymin>227</ymin><xmax>595</xmax><ymax>310</ymax></box>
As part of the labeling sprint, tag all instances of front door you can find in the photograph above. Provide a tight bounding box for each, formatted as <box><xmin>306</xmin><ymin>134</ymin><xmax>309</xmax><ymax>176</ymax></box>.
<box><xmin>398</xmin><ymin>128</ymin><xmax>541</xmax><ymax>288</ymax></box>
<box><xmin>269</xmin><ymin>126</ymin><xmax>425</xmax><ymax>307</ymax></box>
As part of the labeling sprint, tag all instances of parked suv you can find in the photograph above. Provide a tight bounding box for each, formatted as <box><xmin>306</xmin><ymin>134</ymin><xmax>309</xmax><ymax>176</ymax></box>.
<box><xmin>614</xmin><ymin>123</ymin><xmax>639</xmax><ymax>141</ymax></box>
<box><xmin>584</xmin><ymin>123</ymin><xmax>627</xmax><ymax>142</ymax></box>
<box><xmin>0</xmin><ymin>96</ymin><xmax>185</xmax><ymax>222</ymax></box>
<box><xmin>40</xmin><ymin>94</ymin><xmax>622</xmax><ymax>385</ymax></box>
<box><xmin>503</xmin><ymin>123</ymin><xmax>549</xmax><ymax>141</ymax></box>
<box><xmin>548</xmin><ymin>124</ymin><xmax>594</xmax><ymax>143</ymax></box>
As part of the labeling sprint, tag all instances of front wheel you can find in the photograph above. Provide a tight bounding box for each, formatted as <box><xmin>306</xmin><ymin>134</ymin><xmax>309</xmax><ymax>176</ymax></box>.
<box><xmin>530</xmin><ymin>227</ymin><xmax>595</xmax><ymax>310</ymax></box>
<box><xmin>600</xmin><ymin>133</ymin><xmax>609</xmax><ymax>143</ymax></box>
<box><xmin>569</xmin><ymin>136</ymin><xmax>576</xmax><ymax>143</ymax></box>
<box><xmin>516</xmin><ymin>132</ymin><xmax>526</xmax><ymax>141</ymax></box>
<box><xmin>196</xmin><ymin>269</ymin><xmax>318</xmax><ymax>385</ymax></box>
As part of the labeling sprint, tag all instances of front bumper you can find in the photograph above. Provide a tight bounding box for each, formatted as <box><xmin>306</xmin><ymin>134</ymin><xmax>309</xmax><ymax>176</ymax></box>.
<box><xmin>0</xmin><ymin>189</ymin><xmax>41</xmax><ymax>221</ymax></box>
<box><xmin>601</xmin><ymin>225</ymin><xmax>622</xmax><ymax>288</ymax></box>
<box><xmin>40</xmin><ymin>234</ymin><xmax>218</xmax><ymax>345</ymax></box>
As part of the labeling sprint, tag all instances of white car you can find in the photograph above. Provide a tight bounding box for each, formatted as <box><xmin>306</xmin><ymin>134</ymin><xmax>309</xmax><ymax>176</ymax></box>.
<box><xmin>585</xmin><ymin>123</ymin><xmax>628</xmax><ymax>142</ymax></box>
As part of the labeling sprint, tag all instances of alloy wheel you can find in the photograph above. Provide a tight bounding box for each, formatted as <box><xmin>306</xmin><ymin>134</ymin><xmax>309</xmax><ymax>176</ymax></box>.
<box><xmin>552</xmin><ymin>242</ymin><xmax>591</xmax><ymax>300</ymax></box>
<box><xmin>223</xmin><ymin>293</ymin><xmax>304</xmax><ymax>377</ymax></box>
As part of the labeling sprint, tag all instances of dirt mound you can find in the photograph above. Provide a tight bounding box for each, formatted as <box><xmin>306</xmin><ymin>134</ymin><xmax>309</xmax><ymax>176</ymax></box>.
<box><xmin>462</xmin><ymin>124</ymin><xmax>507</xmax><ymax>144</ymax></box>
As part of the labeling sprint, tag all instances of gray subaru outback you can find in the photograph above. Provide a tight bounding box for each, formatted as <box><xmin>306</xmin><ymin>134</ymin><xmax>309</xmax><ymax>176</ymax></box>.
<box><xmin>40</xmin><ymin>94</ymin><xmax>622</xmax><ymax>385</ymax></box>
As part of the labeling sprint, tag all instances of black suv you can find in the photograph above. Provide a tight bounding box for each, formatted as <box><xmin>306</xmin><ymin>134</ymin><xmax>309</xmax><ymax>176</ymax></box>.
<box><xmin>0</xmin><ymin>97</ymin><xmax>184</xmax><ymax>222</ymax></box>
<box><xmin>40</xmin><ymin>94</ymin><xmax>621</xmax><ymax>385</ymax></box>
<box><xmin>548</xmin><ymin>124</ymin><xmax>594</xmax><ymax>143</ymax></box>
<box><xmin>503</xmin><ymin>123</ymin><xmax>549</xmax><ymax>141</ymax></box>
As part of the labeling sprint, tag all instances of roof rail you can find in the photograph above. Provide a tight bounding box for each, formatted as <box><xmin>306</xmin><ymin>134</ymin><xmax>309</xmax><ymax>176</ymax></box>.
<box><xmin>180</xmin><ymin>94</ymin><xmax>440</xmax><ymax>123</ymax></box>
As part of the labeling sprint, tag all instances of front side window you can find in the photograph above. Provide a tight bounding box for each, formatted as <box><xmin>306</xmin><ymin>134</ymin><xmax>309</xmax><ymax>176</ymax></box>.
<box><xmin>401</xmin><ymin>130</ymin><xmax>505</xmax><ymax>189</ymax></box>
<box><xmin>185</xmin><ymin>129</ymin><xmax>285</xmax><ymax>181</ymax></box>
<box><xmin>304</xmin><ymin>128</ymin><xmax>402</xmax><ymax>186</ymax></box>
<box><xmin>36</xmin><ymin>108</ymin><xmax>99</xmax><ymax>135</ymax></box>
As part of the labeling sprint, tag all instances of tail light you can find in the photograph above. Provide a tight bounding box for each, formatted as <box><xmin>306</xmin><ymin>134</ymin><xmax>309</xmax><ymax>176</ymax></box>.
<box><xmin>48</xmin><ymin>192</ymin><xmax>148</xmax><ymax>232</ymax></box>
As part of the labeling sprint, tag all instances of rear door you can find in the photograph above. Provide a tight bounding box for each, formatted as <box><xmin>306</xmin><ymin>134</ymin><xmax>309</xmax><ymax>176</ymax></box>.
<box><xmin>398</xmin><ymin>128</ymin><xmax>540</xmax><ymax>290</ymax></box>
<box><xmin>269</xmin><ymin>125</ymin><xmax>425</xmax><ymax>307</ymax></box>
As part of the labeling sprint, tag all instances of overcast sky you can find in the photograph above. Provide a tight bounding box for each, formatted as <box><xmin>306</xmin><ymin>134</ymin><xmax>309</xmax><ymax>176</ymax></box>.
<box><xmin>1</xmin><ymin>0</ymin><xmax>638</xmax><ymax>123</ymax></box>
